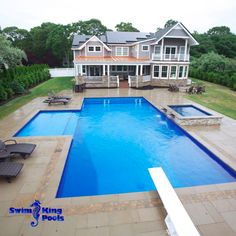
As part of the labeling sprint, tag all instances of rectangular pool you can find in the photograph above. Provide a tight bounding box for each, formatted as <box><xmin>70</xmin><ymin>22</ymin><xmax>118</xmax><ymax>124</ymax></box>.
<box><xmin>16</xmin><ymin>97</ymin><xmax>235</xmax><ymax>198</ymax></box>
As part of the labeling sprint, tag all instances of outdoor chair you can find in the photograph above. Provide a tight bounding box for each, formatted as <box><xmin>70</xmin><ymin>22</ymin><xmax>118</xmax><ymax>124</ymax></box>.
<box><xmin>48</xmin><ymin>91</ymin><xmax>71</xmax><ymax>100</ymax></box>
<box><xmin>0</xmin><ymin>161</ymin><xmax>24</xmax><ymax>183</ymax></box>
<box><xmin>0</xmin><ymin>139</ymin><xmax>36</xmax><ymax>159</ymax></box>
<box><xmin>48</xmin><ymin>98</ymin><xmax>70</xmax><ymax>105</ymax></box>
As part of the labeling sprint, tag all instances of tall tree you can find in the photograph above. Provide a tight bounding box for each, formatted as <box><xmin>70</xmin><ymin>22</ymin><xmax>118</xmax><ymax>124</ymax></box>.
<box><xmin>75</xmin><ymin>19</ymin><xmax>108</xmax><ymax>36</ymax></box>
<box><xmin>46</xmin><ymin>24</ymin><xmax>72</xmax><ymax>67</ymax></box>
<box><xmin>115</xmin><ymin>22</ymin><xmax>139</xmax><ymax>32</ymax></box>
<box><xmin>164</xmin><ymin>19</ymin><xmax>178</xmax><ymax>28</ymax></box>
<box><xmin>0</xmin><ymin>33</ymin><xmax>27</xmax><ymax>70</ymax></box>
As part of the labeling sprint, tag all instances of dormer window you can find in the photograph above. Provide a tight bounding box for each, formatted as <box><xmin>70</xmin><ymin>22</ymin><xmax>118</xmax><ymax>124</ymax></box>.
<box><xmin>95</xmin><ymin>46</ymin><xmax>101</xmax><ymax>52</ymax></box>
<box><xmin>88</xmin><ymin>46</ymin><xmax>94</xmax><ymax>52</ymax></box>
<box><xmin>88</xmin><ymin>45</ymin><xmax>102</xmax><ymax>52</ymax></box>
<box><xmin>142</xmin><ymin>45</ymin><xmax>149</xmax><ymax>51</ymax></box>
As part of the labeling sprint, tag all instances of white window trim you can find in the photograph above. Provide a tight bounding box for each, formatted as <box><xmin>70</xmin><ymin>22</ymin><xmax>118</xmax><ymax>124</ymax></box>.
<box><xmin>161</xmin><ymin>65</ymin><xmax>168</xmax><ymax>79</ymax></box>
<box><xmin>164</xmin><ymin>46</ymin><xmax>178</xmax><ymax>56</ymax></box>
<box><xmin>178</xmin><ymin>65</ymin><xmax>184</xmax><ymax>78</ymax></box>
<box><xmin>142</xmin><ymin>45</ymin><xmax>149</xmax><ymax>51</ymax></box>
<box><xmin>154</xmin><ymin>45</ymin><xmax>161</xmax><ymax>54</ymax></box>
<box><xmin>153</xmin><ymin>65</ymin><xmax>160</xmax><ymax>79</ymax></box>
<box><xmin>115</xmin><ymin>47</ymin><xmax>129</xmax><ymax>56</ymax></box>
<box><xmin>170</xmin><ymin>65</ymin><xmax>177</xmax><ymax>79</ymax></box>
<box><xmin>87</xmin><ymin>45</ymin><xmax>102</xmax><ymax>53</ymax></box>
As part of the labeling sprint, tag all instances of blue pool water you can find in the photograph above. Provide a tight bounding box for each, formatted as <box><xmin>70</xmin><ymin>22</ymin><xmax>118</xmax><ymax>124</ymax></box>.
<box><xmin>16</xmin><ymin>97</ymin><xmax>236</xmax><ymax>198</ymax></box>
<box><xmin>169</xmin><ymin>105</ymin><xmax>212</xmax><ymax>117</ymax></box>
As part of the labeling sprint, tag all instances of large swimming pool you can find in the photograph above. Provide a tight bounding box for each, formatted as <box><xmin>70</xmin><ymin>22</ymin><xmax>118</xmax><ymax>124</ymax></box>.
<box><xmin>16</xmin><ymin>97</ymin><xmax>236</xmax><ymax>198</ymax></box>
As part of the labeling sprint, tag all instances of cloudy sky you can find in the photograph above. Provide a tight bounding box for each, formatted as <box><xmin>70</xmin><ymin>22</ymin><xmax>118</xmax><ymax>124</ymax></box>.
<box><xmin>0</xmin><ymin>0</ymin><xmax>236</xmax><ymax>33</ymax></box>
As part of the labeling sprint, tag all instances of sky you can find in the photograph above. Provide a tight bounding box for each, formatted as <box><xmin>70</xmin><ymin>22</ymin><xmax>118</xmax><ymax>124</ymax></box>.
<box><xmin>0</xmin><ymin>0</ymin><xmax>236</xmax><ymax>33</ymax></box>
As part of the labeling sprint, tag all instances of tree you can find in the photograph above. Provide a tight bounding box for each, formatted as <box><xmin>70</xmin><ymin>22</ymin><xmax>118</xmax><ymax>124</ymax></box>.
<box><xmin>75</xmin><ymin>19</ymin><xmax>108</xmax><ymax>36</ymax></box>
<box><xmin>164</xmin><ymin>19</ymin><xmax>178</xmax><ymax>28</ymax></box>
<box><xmin>115</xmin><ymin>22</ymin><xmax>139</xmax><ymax>32</ymax></box>
<box><xmin>0</xmin><ymin>33</ymin><xmax>27</xmax><ymax>70</ymax></box>
<box><xmin>46</xmin><ymin>24</ymin><xmax>72</xmax><ymax>67</ymax></box>
<box><xmin>207</xmin><ymin>26</ymin><xmax>231</xmax><ymax>36</ymax></box>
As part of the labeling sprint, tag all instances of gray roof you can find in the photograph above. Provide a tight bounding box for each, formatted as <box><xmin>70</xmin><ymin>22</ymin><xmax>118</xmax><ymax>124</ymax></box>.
<box><xmin>72</xmin><ymin>34</ymin><xmax>106</xmax><ymax>48</ymax></box>
<box><xmin>105</xmin><ymin>31</ymin><xmax>152</xmax><ymax>44</ymax></box>
<box><xmin>72</xmin><ymin>22</ymin><xmax>198</xmax><ymax>47</ymax></box>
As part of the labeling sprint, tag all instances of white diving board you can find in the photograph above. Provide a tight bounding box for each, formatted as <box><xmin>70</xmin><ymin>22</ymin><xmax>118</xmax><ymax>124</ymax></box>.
<box><xmin>148</xmin><ymin>167</ymin><xmax>200</xmax><ymax>236</ymax></box>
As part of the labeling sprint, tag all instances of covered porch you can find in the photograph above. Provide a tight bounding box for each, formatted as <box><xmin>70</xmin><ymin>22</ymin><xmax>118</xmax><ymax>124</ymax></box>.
<box><xmin>74</xmin><ymin>61</ymin><xmax>151</xmax><ymax>88</ymax></box>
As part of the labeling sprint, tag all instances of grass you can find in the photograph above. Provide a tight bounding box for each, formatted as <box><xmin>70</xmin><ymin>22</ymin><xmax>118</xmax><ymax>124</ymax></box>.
<box><xmin>185</xmin><ymin>78</ymin><xmax>236</xmax><ymax>119</ymax></box>
<box><xmin>0</xmin><ymin>77</ymin><xmax>73</xmax><ymax>120</ymax></box>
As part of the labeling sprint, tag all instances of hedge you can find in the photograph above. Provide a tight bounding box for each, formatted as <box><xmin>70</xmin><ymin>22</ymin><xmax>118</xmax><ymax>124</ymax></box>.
<box><xmin>189</xmin><ymin>52</ymin><xmax>236</xmax><ymax>91</ymax></box>
<box><xmin>0</xmin><ymin>64</ymin><xmax>51</xmax><ymax>102</ymax></box>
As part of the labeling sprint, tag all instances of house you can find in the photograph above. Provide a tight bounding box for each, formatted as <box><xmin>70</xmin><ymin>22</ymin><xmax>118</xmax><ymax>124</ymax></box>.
<box><xmin>72</xmin><ymin>22</ymin><xmax>199</xmax><ymax>88</ymax></box>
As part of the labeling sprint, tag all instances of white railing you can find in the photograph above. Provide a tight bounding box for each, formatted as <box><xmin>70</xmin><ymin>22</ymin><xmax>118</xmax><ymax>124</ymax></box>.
<box><xmin>152</xmin><ymin>53</ymin><xmax>190</xmax><ymax>61</ymax></box>
<box><xmin>83</xmin><ymin>76</ymin><xmax>103</xmax><ymax>81</ymax></box>
<box><xmin>116</xmin><ymin>75</ymin><xmax>119</xmax><ymax>87</ymax></box>
<box><xmin>49</xmin><ymin>68</ymin><xmax>75</xmax><ymax>77</ymax></box>
<box><xmin>149</xmin><ymin>168</ymin><xmax>200</xmax><ymax>236</ymax></box>
<box><xmin>128</xmin><ymin>76</ymin><xmax>137</xmax><ymax>87</ymax></box>
<box><xmin>142</xmin><ymin>75</ymin><xmax>151</xmax><ymax>82</ymax></box>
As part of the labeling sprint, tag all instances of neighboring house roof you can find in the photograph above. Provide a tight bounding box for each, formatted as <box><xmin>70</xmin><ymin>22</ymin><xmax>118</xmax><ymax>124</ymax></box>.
<box><xmin>72</xmin><ymin>22</ymin><xmax>198</xmax><ymax>49</ymax></box>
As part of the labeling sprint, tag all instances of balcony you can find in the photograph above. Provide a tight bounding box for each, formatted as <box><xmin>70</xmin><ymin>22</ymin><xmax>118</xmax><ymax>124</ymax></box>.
<box><xmin>152</xmin><ymin>53</ymin><xmax>189</xmax><ymax>62</ymax></box>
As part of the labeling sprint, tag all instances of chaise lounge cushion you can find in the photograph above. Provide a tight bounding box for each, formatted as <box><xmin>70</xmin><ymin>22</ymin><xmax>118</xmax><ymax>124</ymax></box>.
<box><xmin>6</xmin><ymin>143</ymin><xmax>36</xmax><ymax>157</ymax></box>
<box><xmin>0</xmin><ymin>162</ymin><xmax>24</xmax><ymax>181</ymax></box>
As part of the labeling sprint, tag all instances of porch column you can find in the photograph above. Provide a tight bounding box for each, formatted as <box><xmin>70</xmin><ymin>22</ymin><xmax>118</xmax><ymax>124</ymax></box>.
<box><xmin>107</xmin><ymin>65</ymin><xmax>110</xmax><ymax>76</ymax></box>
<box><xmin>161</xmin><ymin>39</ymin><xmax>164</xmax><ymax>60</ymax></box>
<box><xmin>75</xmin><ymin>64</ymin><xmax>78</xmax><ymax>76</ymax></box>
<box><xmin>140</xmin><ymin>65</ymin><xmax>143</xmax><ymax>76</ymax></box>
<box><xmin>79</xmin><ymin>64</ymin><xmax>83</xmax><ymax>75</ymax></box>
<box><xmin>184</xmin><ymin>39</ymin><xmax>188</xmax><ymax>61</ymax></box>
<box><xmin>103</xmin><ymin>64</ymin><xmax>106</xmax><ymax>76</ymax></box>
<box><xmin>136</xmin><ymin>65</ymin><xmax>139</xmax><ymax>76</ymax></box>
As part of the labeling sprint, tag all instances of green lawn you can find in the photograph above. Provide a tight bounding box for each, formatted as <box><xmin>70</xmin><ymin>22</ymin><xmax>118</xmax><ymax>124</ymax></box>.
<box><xmin>186</xmin><ymin>78</ymin><xmax>236</xmax><ymax>119</ymax></box>
<box><xmin>0</xmin><ymin>77</ymin><xmax>73</xmax><ymax>120</ymax></box>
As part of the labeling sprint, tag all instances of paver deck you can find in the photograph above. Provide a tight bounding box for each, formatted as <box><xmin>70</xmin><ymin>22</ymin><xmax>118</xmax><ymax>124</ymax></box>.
<box><xmin>0</xmin><ymin>87</ymin><xmax>236</xmax><ymax>236</ymax></box>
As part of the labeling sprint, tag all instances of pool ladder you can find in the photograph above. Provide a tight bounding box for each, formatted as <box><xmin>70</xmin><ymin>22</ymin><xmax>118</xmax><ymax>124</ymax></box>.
<box><xmin>103</xmin><ymin>99</ymin><xmax>110</xmax><ymax>106</ymax></box>
<box><xmin>135</xmin><ymin>98</ymin><xmax>142</xmax><ymax>105</ymax></box>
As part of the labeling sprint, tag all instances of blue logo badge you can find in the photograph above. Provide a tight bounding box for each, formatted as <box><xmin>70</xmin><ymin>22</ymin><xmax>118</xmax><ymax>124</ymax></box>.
<box><xmin>9</xmin><ymin>200</ymin><xmax>64</xmax><ymax>227</ymax></box>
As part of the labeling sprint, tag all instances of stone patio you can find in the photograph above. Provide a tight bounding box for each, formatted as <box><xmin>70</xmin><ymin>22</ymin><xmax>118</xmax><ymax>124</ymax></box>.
<box><xmin>0</xmin><ymin>87</ymin><xmax>236</xmax><ymax>236</ymax></box>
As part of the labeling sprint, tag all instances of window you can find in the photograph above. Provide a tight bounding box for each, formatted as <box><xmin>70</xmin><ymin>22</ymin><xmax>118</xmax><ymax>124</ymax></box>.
<box><xmin>88</xmin><ymin>46</ymin><xmax>94</xmax><ymax>52</ymax></box>
<box><xmin>117</xmin><ymin>66</ymin><xmax>123</xmax><ymax>71</ymax></box>
<box><xmin>153</xmin><ymin>65</ymin><xmax>160</xmax><ymax>78</ymax></box>
<box><xmin>161</xmin><ymin>66</ymin><xmax>168</xmax><ymax>78</ymax></box>
<box><xmin>95</xmin><ymin>46</ymin><xmax>101</xmax><ymax>52</ymax></box>
<box><xmin>179</xmin><ymin>66</ymin><xmax>184</xmax><ymax>78</ymax></box>
<box><xmin>142</xmin><ymin>45</ymin><xmax>149</xmax><ymax>51</ymax></box>
<box><xmin>165</xmin><ymin>46</ymin><xmax>177</xmax><ymax>60</ymax></box>
<box><xmin>184</xmin><ymin>66</ymin><xmax>188</xmax><ymax>77</ymax></box>
<box><xmin>88</xmin><ymin>45</ymin><xmax>101</xmax><ymax>52</ymax></box>
<box><xmin>170</xmin><ymin>66</ymin><xmax>177</xmax><ymax>78</ymax></box>
<box><xmin>116</xmin><ymin>47</ymin><xmax>129</xmax><ymax>56</ymax></box>
<box><xmin>154</xmin><ymin>45</ymin><xmax>161</xmax><ymax>54</ymax></box>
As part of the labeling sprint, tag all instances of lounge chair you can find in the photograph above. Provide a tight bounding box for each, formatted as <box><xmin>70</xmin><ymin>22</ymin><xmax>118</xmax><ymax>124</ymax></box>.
<box><xmin>48</xmin><ymin>91</ymin><xmax>71</xmax><ymax>100</ymax></box>
<box><xmin>0</xmin><ymin>162</ymin><xmax>24</xmax><ymax>182</ymax></box>
<box><xmin>48</xmin><ymin>98</ymin><xmax>69</xmax><ymax>105</ymax></box>
<box><xmin>0</xmin><ymin>139</ymin><xmax>36</xmax><ymax>159</ymax></box>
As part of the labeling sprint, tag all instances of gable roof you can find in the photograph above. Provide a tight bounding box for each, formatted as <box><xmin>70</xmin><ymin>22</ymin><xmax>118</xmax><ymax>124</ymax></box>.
<box><xmin>75</xmin><ymin>35</ymin><xmax>111</xmax><ymax>51</ymax></box>
<box><xmin>154</xmin><ymin>22</ymin><xmax>199</xmax><ymax>46</ymax></box>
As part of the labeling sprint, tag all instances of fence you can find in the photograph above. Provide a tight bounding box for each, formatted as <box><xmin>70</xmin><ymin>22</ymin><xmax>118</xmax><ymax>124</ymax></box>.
<box><xmin>49</xmin><ymin>68</ymin><xmax>75</xmax><ymax>77</ymax></box>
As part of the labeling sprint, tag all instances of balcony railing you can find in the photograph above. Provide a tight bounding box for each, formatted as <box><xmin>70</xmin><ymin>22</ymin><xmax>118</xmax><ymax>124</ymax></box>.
<box><xmin>152</xmin><ymin>53</ymin><xmax>189</xmax><ymax>61</ymax></box>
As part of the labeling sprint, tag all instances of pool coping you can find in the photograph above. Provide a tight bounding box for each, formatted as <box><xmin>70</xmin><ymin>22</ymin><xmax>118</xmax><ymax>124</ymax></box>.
<box><xmin>1</xmin><ymin>90</ymin><xmax>236</xmax><ymax>236</ymax></box>
<box><xmin>13</xmin><ymin>96</ymin><xmax>236</xmax><ymax>205</ymax></box>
